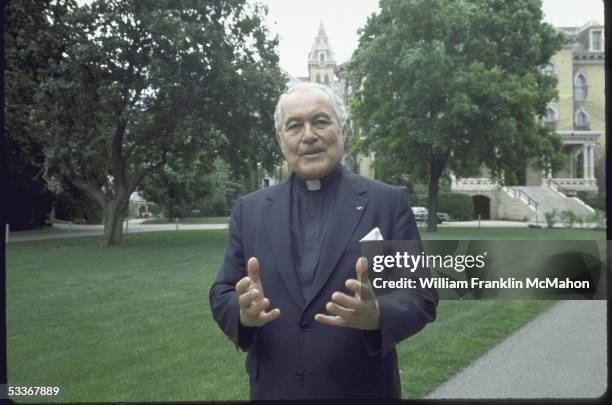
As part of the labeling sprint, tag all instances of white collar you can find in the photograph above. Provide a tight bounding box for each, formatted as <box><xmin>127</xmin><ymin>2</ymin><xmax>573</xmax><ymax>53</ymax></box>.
<box><xmin>305</xmin><ymin>179</ymin><xmax>321</xmax><ymax>191</ymax></box>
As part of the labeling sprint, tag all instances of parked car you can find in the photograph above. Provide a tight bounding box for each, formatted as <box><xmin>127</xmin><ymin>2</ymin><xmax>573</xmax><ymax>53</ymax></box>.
<box><xmin>436</xmin><ymin>212</ymin><xmax>450</xmax><ymax>224</ymax></box>
<box><xmin>411</xmin><ymin>206</ymin><xmax>429</xmax><ymax>223</ymax></box>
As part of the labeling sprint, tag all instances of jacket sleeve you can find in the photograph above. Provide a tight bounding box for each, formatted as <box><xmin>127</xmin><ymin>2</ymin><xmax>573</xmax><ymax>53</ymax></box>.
<box><xmin>209</xmin><ymin>197</ymin><xmax>259</xmax><ymax>351</ymax></box>
<box><xmin>363</xmin><ymin>187</ymin><xmax>439</xmax><ymax>358</ymax></box>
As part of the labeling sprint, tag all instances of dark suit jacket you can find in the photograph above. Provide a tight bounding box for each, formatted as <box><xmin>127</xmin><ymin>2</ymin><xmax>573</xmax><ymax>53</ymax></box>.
<box><xmin>209</xmin><ymin>168</ymin><xmax>437</xmax><ymax>399</ymax></box>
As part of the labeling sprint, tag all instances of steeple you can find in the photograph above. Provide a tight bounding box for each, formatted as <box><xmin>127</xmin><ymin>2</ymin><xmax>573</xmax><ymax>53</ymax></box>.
<box><xmin>308</xmin><ymin>20</ymin><xmax>336</xmax><ymax>66</ymax></box>
<box><xmin>317</xmin><ymin>20</ymin><xmax>326</xmax><ymax>37</ymax></box>
<box><xmin>307</xmin><ymin>20</ymin><xmax>336</xmax><ymax>85</ymax></box>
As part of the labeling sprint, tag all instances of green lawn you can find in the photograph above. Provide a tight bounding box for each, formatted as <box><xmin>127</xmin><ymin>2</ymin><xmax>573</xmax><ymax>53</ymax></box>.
<box><xmin>5</xmin><ymin>227</ymin><xmax>605</xmax><ymax>401</ymax></box>
<box><xmin>140</xmin><ymin>216</ymin><xmax>229</xmax><ymax>225</ymax></box>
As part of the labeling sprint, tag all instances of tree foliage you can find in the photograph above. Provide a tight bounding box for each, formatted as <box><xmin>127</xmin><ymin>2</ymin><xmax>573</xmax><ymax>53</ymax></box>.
<box><xmin>14</xmin><ymin>0</ymin><xmax>285</xmax><ymax>245</ymax></box>
<box><xmin>349</xmin><ymin>0</ymin><xmax>565</xmax><ymax>230</ymax></box>
<box><xmin>4</xmin><ymin>0</ymin><xmax>78</xmax><ymax>229</ymax></box>
<box><xmin>139</xmin><ymin>152</ymin><xmax>214</xmax><ymax>221</ymax></box>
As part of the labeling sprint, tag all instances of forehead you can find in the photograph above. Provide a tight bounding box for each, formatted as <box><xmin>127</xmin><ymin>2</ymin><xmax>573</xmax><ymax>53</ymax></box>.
<box><xmin>281</xmin><ymin>88</ymin><xmax>334</xmax><ymax>120</ymax></box>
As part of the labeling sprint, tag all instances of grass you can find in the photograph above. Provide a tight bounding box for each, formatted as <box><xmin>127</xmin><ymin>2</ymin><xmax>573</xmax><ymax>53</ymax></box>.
<box><xmin>140</xmin><ymin>216</ymin><xmax>229</xmax><ymax>225</ymax></box>
<box><xmin>5</xmin><ymin>227</ymin><xmax>605</xmax><ymax>401</ymax></box>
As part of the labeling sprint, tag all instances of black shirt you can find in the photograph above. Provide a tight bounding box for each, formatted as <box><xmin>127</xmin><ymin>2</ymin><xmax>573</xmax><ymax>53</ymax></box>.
<box><xmin>289</xmin><ymin>165</ymin><xmax>343</xmax><ymax>301</ymax></box>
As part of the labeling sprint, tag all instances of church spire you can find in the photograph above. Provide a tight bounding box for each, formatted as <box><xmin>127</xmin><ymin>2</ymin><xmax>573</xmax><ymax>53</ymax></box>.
<box><xmin>308</xmin><ymin>20</ymin><xmax>336</xmax><ymax>65</ymax></box>
<box><xmin>317</xmin><ymin>20</ymin><xmax>326</xmax><ymax>37</ymax></box>
<box><xmin>307</xmin><ymin>20</ymin><xmax>336</xmax><ymax>86</ymax></box>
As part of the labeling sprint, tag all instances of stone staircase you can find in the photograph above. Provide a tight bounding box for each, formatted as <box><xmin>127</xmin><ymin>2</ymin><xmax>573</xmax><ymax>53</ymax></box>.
<box><xmin>510</xmin><ymin>186</ymin><xmax>594</xmax><ymax>223</ymax></box>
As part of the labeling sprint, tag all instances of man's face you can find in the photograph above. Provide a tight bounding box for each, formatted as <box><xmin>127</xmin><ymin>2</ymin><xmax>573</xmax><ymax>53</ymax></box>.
<box><xmin>276</xmin><ymin>87</ymin><xmax>345</xmax><ymax>180</ymax></box>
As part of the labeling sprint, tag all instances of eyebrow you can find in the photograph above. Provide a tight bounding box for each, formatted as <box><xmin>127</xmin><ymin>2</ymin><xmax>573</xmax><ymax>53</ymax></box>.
<box><xmin>284</xmin><ymin>116</ymin><xmax>302</xmax><ymax>128</ymax></box>
<box><xmin>312</xmin><ymin>112</ymin><xmax>333</xmax><ymax>121</ymax></box>
<box><xmin>284</xmin><ymin>112</ymin><xmax>333</xmax><ymax>129</ymax></box>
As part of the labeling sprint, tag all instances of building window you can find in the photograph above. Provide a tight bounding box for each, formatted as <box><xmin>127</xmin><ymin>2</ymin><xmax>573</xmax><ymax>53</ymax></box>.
<box><xmin>575</xmin><ymin>108</ymin><xmax>589</xmax><ymax>129</ymax></box>
<box><xmin>590</xmin><ymin>30</ymin><xmax>603</xmax><ymax>51</ymax></box>
<box><xmin>319</xmin><ymin>52</ymin><xmax>325</xmax><ymax>62</ymax></box>
<box><xmin>574</xmin><ymin>72</ymin><xmax>588</xmax><ymax>100</ymax></box>
<box><xmin>315</xmin><ymin>74</ymin><xmax>321</xmax><ymax>83</ymax></box>
<box><xmin>543</xmin><ymin>106</ymin><xmax>558</xmax><ymax>129</ymax></box>
<box><xmin>324</xmin><ymin>74</ymin><xmax>329</xmax><ymax>85</ymax></box>
<box><xmin>542</xmin><ymin>61</ymin><xmax>556</xmax><ymax>75</ymax></box>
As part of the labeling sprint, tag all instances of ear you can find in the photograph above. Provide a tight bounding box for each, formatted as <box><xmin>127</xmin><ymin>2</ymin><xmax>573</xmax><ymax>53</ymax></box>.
<box><xmin>341</xmin><ymin>123</ymin><xmax>348</xmax><ymax>142</ymax></box>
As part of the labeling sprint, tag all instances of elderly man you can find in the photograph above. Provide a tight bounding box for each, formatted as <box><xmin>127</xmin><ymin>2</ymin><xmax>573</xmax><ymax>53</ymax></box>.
<box><xmin>209</xmin><ymin>82</ymin><xmax>437</xmax><ymax>399</ymax></box>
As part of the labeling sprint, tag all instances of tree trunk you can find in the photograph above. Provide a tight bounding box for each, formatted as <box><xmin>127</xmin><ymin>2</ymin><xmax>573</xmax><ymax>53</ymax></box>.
<box><xmin>167</xmin><ymin>201</ymin><xmax>173</xmax><ymax>223</ymax></box>
<box><xmin>427</xmin><ymin>155</ymin><xmax>448</xmax><ymax>232</ymax></box>
<box><xmin>101</xmin><ymin>195</ymin><xmax>129</xmax><ymax>247</ymax></box>
<box><xmin>427</xmin><ymin>174</ymin><xmax>440</xmax><ymax>232</ymax></box>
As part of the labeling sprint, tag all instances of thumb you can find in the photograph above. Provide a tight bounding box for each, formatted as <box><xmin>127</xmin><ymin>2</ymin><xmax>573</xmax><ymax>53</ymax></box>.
<box><xmin>247</xmin><ymin>257</ymin><xmax>260</xmax><ymax>284</ymax></box>
<box><xmin>355</xmin><ymin>257</ymin><xmax>372</xmax><ymax>301</ymax></box>
<box><xmin>356</xmin><ymin>256</ymin><xmax>369</xmax><ymax>280</ymax></box>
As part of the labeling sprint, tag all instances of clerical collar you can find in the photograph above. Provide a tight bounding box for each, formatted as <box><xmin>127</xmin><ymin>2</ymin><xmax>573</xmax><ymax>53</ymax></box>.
<box><xmin>305</xmin><ymin>179</ymin><xmax>321</xmax><ymax>191</ymax></box>
<box><xmin>295</xmin><ymin>165</ymin><xmax>342</xmax><ymax>192</ymax></box>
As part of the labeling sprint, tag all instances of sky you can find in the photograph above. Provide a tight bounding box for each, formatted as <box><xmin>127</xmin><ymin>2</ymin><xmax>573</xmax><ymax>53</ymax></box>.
<box><xmin>259</xmin><ymin>0</ymin><xmax>606</xmax><ymax>78</ymax></box>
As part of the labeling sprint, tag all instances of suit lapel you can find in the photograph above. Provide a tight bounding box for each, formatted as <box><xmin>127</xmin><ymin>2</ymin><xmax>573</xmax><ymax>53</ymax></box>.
<box><xmin>306</xmin><ymin>171</ymin><xmax>368</xmax><ymax>308</ymax></box>
<box><xmin>263</xmin><ymin>179</ymin><xmax>305</xmax><ymax>309</ymax></box>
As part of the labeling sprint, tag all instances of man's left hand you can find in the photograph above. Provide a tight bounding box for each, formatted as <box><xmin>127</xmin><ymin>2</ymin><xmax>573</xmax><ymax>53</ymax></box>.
<box><xmin>314</xmin><ymin>257</ymin><xmax>380</xmax><ymax>330</ymax></box>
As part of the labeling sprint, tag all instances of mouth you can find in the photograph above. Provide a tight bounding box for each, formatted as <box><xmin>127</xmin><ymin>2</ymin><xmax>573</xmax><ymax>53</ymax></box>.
<box><xmin>300</xmin><ymin>149</ymin><xmax>324</xmax><ymax>157</ymax></box>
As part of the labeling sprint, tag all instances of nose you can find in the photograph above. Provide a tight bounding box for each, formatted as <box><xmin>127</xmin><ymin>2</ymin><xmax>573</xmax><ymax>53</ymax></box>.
<box><xmin>302</xmin><ymin>122</ymin><xmax>317</xmax><ymax>143</ymax></box>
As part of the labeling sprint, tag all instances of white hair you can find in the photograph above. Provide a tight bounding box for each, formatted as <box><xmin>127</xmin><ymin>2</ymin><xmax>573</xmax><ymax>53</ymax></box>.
<box><xmin>273</xmin><ymin>82</ymin><xmax>348</xmax><ymax>134</ymax></box>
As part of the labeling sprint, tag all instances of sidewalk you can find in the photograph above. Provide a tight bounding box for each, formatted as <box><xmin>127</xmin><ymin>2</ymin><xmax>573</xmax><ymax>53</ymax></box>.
<box><xmin>6</xmin><ymin>219</ymin><xmax>602</xmax><ymax>243</ymax></box>
<box><xmin>6</xmin><ymin>220</ymin><xmax>228</xmax><ymax>242</ymax></box>
<box><xmin>426</xmin><ymin>300</ymin><xmax>607</xmax><ymax>399</ymax></box>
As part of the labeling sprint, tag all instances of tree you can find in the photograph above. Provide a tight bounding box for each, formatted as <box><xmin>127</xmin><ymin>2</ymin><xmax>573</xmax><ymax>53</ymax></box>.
<box><xmin>349</xmin><ymin>0</ymin><xmax>565</xmax><ymax>231</ymax></box>
<box><xmin>4</xmin><ymin>0</ymin><xmax>78</xmax><ymax>229</ymax></box>
<box><xmin>31</xmin><ymin>0</ymin><xmax>284</xmax><ymax>245</ymax></box>
<box><xmin>139</xmin><ymin>152</ymin><xmax>214</xmax><ymax>221</ymax></box>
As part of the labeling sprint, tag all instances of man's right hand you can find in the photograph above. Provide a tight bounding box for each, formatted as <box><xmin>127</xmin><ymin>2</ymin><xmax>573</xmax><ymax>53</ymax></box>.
<box><xmin>236</xmin><ymin>257</ymin><xmax>281</xmax><ymax>327</ymax></box>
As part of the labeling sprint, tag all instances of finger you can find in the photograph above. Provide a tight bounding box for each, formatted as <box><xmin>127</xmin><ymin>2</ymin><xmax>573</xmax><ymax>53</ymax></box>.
<box><xmin>355</xmin><ymin>257</ymin><xmax>368</xmax><ymax>299</ymax></box>
<box><xmin>356</xmin><ymin>256</ymin><xmax>370</xmax><ymax>282</ymax></box>
<box><xmin>345</xmin><ymin>278</ymin><xmax>376</xmax><ymax>301</ymax></box>
<box><xmin>235</xmin><ymin>277</ymin><xmax>252</xmax><ymax>295</ymax></box>
<box><xmin>331</xmin><ymin>291</ymin><xmax>363</xmax><ymax>310</ymax></box>
<box><xmin>245</xmin><ymin>297</ymin><xmax>270</xmax><ymax>318</ymax></box>
<box><xmin>314</xmin><ymin>313</ymin><xmax>346</xmax><ymax>327</ymax></box>
<box><xmin>247</xmin><ymin>257</ymin><xmax>260</xmax><ymax>284</ymax></box>
<box><xmin>258</xmin><ymin>308</ymin><xmax>281</xmax><ymax>323</ymax></box>
<box><xmin>326</xmin><ymin>301</ymin><xmax>357</xmax><ymax>319</ymax></box>
<box><xmin>238</xmin><ymin>288</ymin><xmax>260</xmax><ymax>308</ymax></box>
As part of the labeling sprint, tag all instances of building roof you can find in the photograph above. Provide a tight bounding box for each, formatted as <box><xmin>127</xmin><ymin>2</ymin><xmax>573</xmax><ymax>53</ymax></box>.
<box><xmin>308</xmin><ymin>21</ymin><xmax>336</xmax><ymax>64</ymax></box>
<box><xmin>555</xmin><ymin>21</ymin><xmax>604</xmax><ymax>60</ymax></box>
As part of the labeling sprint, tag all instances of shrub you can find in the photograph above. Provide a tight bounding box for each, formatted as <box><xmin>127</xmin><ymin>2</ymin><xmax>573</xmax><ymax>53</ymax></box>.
<box><xmin>437</xmin><ymin>192</ymin><xmax>473</xmax><ymax>221</ymax></box>
<box><xmin>404</xmin><ymin>183</ymin><xmax>429</xmax><ymax>207</ymax></box>
<box><xmin>577</xmin><ymin>191</ymin><xmax>606</xmax><ymax>211</ymax></box>
<box><xmin>587</xmin><ymin>210</ymin><xmax>606</xmax><ymax>230</ymax></box>
<box><xmin>559</xmin><ymin>210</ymin><xmax>577</xmax><ymax>228</ymax></box>
<box><xmin>544</xmin><ymin>210</ymin><xmax>557</xmax><ymax>228</ymax></box>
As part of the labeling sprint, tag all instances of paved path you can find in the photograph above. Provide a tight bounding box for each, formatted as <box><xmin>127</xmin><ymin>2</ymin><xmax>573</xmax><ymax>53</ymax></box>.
<box><xmin>426</xmin><ymin>300</ymin><xmax>607</xmax><ymax>399</ymax></box>
<box><xmin>6</xmin><ymin>220</ymin><xmax>602</xmax><ymax>243</ymax></box>
<box><xmin>6</xmin><ymin>220</ymin><xmax>228</xmax><ymax>242</ymax></box>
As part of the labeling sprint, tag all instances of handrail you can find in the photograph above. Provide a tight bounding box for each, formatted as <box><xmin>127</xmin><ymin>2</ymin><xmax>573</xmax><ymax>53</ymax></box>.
<box><xmin>515</xmin><ymin>189</ymin><xmax>538</xmax><ymax>212</ymax></box>
<box><xmin>501</xmin><ymin>186</ymin><xmax>540</xmax><ymax>219</ymax></box>
<box><xmin>546</xmin><ymin>178</ymin><xmax>570</xmax><ymax>196</ymax></box>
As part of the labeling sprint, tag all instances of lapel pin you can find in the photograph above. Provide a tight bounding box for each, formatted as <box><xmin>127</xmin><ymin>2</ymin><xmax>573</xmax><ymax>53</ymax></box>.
<box><xmin>356</xmin><ymin>206</ymin><xmax>363</xmax><ymax>210</ymax></box>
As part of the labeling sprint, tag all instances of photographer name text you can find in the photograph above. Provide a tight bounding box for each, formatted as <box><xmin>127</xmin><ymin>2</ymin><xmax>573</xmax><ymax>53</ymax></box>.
<box><xmin>373</xmin><ymin>276</ymin><xmax>590</xmax><ymax>290</ymax></box>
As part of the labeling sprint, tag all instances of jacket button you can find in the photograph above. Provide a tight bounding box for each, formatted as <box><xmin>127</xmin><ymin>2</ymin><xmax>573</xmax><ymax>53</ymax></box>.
<box><xmin>300</xmin><ymin>322</ymin><xmax>310</xmax><ymax>331</ymax></box>
<box><xmin>296</xmin><ymin>370</ymin><xmax>304</xmax><ymax>380</ymax></box>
